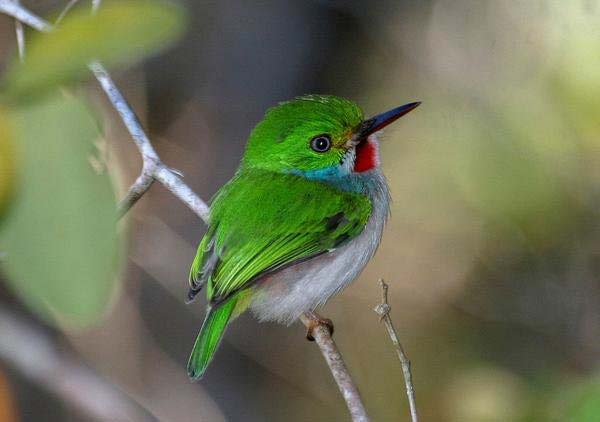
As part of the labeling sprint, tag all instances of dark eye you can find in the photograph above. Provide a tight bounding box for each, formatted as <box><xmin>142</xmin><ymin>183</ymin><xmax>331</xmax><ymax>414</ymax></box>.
<box><xmin>310</xmin><ymin>135</ymin><xmax>332</xmax><ymax>153</ymax></box>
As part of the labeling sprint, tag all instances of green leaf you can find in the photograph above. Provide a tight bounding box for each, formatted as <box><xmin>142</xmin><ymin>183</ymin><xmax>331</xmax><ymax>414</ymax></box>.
<box><xmin>0</xmin><ymin>93</ymin><xmax>122</xmax><ymax>328</ymax></box>
<box><xmin>3</xmin><ymin>0</ymin><xmax>186</xmax><ymax>101</ymax></box>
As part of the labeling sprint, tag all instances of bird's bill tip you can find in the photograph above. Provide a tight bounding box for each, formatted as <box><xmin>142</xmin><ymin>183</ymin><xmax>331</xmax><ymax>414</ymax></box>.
<box><xmin>360</xmin><ymin>101</ymin><xmax>421</xmax><ymax>137</ymax></box>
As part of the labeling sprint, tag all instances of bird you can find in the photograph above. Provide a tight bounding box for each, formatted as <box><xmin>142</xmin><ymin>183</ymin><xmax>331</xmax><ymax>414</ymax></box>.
<box><xmin>186</xmin><ymin>95</ymin><xmax>420</xmax><ymax>380</ymax></box>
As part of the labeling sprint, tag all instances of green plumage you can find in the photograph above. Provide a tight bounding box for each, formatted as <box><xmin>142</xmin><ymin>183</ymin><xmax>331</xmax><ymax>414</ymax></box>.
<box><xmin>187</xmin><ymin>169</ymin><xmax>371</xmax><ymax>378</ymax></box>
<box><xmin>187</xmin><ymin>296</ymin><xmax>237</xmax><ymax>380</ymax></box>
<box><xmin>193</xmin><ymin>169</ymin><xmax>371</xmax><ymax>298</ymax></box>
<box><xmin>186</xmin><ymin>95</ymin><xmax>379</xmax><ymax>380</ymax></box>
<box><xmin>243</xmin><ymin>95</ymin><xmax>363</xmax><ymax>173</ymax></box>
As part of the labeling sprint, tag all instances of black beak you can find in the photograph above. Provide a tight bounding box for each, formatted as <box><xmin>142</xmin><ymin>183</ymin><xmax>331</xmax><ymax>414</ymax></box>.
<box><xmin>359</xmin><ymin>101</ymin><xmax>421</xmax><ymax>138</ymax></box>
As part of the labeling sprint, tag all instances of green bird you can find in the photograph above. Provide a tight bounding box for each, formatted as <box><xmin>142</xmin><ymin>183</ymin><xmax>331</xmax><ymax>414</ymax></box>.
<box><xmin>186</xmin><ymin>95</ymin><xmax>419</xmax><ymax>379</ymax></box>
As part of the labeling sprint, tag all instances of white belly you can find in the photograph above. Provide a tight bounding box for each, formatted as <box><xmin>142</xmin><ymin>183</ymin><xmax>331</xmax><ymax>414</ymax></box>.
<box><xmin>249</xmin><ymin>170</ymin><xmax>390</xmax><ymax>325</ymax></box>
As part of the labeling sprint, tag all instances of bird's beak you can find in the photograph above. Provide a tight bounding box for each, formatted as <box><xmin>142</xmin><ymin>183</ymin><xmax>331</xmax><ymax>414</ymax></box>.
<box><xmin>359</xmin><ymin>101</ymin><xmax>421</xmax><ymax>138</ymax></box>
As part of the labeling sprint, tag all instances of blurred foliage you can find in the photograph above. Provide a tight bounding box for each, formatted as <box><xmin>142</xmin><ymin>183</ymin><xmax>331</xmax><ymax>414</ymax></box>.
<box><xmin>0</xmin><ymin>0</ymin><xmax>188</xmax><ymax>327</ymax></box>
<box><xmin>0</xmin><ymin>93</ymin><xmax>121</xmax><ymax>328</ymax></box>
<box><xmin>368</xmin><ymin>2</ymin><xmax>600</xmax><ymax>420</ymax></box>
<box><xmin>419</xmin><ymin>1</ymin><xmax>600</xmax><ymax>252</ymax></box>
<box><xmin>443</xmin><ymin>365</ymin><xmax>529</xmax><ymax>422</ymax></box>
<box><xmin>0</xmin><ymin>111</ymin><xmax>15</xmax><ymax>221</ymax></box>
<box><xmin>3</xmin><ymin>0</ymin><xmax>187</xmax><ymax>101</ymax></box>
<box><xmin>559</xmin><ymin>376</ymin><xmax>600</xmax><ymax>422</ymax></box>
<box><xmin>447</xmin><ymin>99</ymin><xmax>583</xmax><ymax>248</ymax></box>
<box><xmin>547</xmin><ymin>2</ymin><xmax>600</xmax><ymax>140</ymax></box>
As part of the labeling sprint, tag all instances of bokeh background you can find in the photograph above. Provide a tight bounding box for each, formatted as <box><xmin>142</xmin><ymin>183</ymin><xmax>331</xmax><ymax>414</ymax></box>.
<box><xmin>0</xmin><ymin>0</ymin><xmax>599</xmax><ymax>421</ymax></box>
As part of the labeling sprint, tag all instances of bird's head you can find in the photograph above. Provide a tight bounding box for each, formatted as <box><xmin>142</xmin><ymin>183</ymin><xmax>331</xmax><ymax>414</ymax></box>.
<box><xmin>242</xmin><ymin>95</ymin><xmax>419</xmax><ymax>178</ymax></box>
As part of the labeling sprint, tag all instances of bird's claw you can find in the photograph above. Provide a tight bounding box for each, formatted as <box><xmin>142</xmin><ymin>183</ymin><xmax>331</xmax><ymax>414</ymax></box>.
<box><xmin>305</xmin><ymin>317</ymin><xmax>334</xmax><ymax>341</ymax></box>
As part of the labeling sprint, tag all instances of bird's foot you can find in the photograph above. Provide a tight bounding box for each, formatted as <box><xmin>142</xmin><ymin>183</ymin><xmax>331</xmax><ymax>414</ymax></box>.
<box><xmin>304</xmin><ymin>313</ymin><xmax>334</xmax><ymax>341</ymax></box>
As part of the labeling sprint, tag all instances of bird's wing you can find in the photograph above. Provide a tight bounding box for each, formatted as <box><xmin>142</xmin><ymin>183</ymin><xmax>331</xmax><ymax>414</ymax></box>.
<box><xmin>188</xmin><ymin>170</ymin><xmax>372</xmax><ymax>304</ymax></box>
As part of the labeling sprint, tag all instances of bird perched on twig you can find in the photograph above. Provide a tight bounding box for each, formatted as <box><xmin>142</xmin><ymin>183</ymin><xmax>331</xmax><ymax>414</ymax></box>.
<box><xmin>186</xmin><ymin>95</ymin><xmax>419</xmax><ymax>379</ymax></box>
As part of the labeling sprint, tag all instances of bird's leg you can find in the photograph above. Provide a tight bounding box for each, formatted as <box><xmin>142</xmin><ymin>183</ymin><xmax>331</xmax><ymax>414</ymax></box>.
<box><xmin>303</xmin><ymin>311</ymin><xmax>334</xmax><ymax>341</ymax></box>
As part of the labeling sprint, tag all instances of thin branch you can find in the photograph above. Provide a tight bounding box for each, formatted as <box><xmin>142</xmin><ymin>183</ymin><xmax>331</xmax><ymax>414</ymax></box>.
<box><xmin>374</xmin><ymin>279</ymin><xmax>419</xmax><ymax>422</ymax></box>
<box><xmin>0</xmin><ymin>1</ymin><xmax>51</xmax><ymax>31</ymax></box>
<box><xmin>300</xmin><ymin>312</ymin><xmax>370</xmax><ymax>422</ymax></box>
<box><xmin>117</xmin><ymin>166</ymin><xmax>156</xmax><ymax>217</ymax></box>
<box><xmin>55</xmin><ymin>0</ymin><xmax>81</xmax><ymax>25</ymax></box>
<box><xmin>15</xmin><ymin>20</ymin><xmax>24</xmax><ymax>60</ymax></box>
<box><xmin>154</xmin><ymin>164</ymin><xmax>210</xmax><ymax>220</ymax></box>
<box><xmin>90</xmin><ymin>60</ymin><xmax>211</xmax><ymax>221</ymax></box>
<box><xmin>0</xmin><ymin>307</ymin><xmax>158</xmax><ymax>422</ymax></box>
<box><xmin>88</xmin><ymin>61</ymin><xmax>160</xmax><ymax>161</ymax></box>
<box><xmin>13</xmin><ymin>0</ymin><xmax>25</xmax><ymax>62</ymax></box>
<box><xmin>0</xmin><ymin>0</ymin><xmax>211</xmax><ymax>222</ymax></box>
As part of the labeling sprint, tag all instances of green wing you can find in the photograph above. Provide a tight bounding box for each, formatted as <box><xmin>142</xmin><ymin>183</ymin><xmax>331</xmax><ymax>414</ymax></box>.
<box><xmin>189</xmin><ymin>169</ymin><xmax>372</xmax><ymax>305</ymax></box>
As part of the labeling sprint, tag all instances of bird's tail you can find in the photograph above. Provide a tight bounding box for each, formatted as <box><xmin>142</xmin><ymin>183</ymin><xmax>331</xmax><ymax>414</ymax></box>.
<box><xmin>187</xmin><ymin>297</ymin><xmax>237</xmax><ymax>381</ymax></box>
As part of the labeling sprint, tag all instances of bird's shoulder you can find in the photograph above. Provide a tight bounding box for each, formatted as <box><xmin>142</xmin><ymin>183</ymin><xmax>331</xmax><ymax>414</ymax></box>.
<box><xmin>210</xmin><ymin>168</ymin><xmax>372</xmax><ymax>233</ymax></box>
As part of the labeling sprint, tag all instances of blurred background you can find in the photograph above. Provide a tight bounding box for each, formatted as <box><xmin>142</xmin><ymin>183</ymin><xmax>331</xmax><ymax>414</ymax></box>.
<box><xmin>0</xmin><ymin>0</ymin><xmax>599</xmax><ymax>421</ymax></box>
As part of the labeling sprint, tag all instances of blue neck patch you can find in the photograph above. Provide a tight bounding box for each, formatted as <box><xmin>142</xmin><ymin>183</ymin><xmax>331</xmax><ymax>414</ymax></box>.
<box><xmin>290</xmin><ymin>166</ymin><xmax>373</xmax><ymax>194</ymax></box>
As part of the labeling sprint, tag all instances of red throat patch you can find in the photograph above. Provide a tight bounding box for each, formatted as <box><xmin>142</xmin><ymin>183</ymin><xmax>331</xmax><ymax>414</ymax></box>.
<box><xmin>354</xmin><ymin>138</ymin><xmax>379</xmax><ymax>173</ymax></box>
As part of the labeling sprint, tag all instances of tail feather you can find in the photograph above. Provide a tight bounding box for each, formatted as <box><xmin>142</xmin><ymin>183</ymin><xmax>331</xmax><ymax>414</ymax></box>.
<box><xmin>187</xmin><ymin>297</ymin><xmax>237</xmax><ymax>380</ymax></box>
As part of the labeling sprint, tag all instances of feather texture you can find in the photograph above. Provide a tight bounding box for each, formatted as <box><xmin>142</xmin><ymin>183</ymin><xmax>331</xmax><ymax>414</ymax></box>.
<box><xmin>189</xmin><ymin>168</ymin><xmax>372</xmax><ymax>308</ymax></box>
<box><xmin>187</xmin><ymin>296</ymin><xmax>237</xmax><ymax>380</ymax></box>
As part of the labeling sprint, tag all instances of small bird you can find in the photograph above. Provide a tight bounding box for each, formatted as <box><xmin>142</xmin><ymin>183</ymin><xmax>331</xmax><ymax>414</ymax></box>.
<box><xmin>186</xmin><ymin>95</ymin><xmax>419</xmax><ymax>379</ymax></box>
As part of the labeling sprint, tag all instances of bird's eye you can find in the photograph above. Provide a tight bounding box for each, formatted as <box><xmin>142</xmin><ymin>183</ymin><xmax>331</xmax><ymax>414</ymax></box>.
<box><xmin>310</xmin><ymin>135</ymin><xmax>332</xmax><ymax>153</ymax></box>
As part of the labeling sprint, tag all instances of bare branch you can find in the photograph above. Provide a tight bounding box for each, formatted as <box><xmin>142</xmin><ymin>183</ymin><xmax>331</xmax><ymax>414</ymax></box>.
<box><xmin>0</xmin><ymin>307</ymin><xmax>158</xmax><ymax>422</ymax></box>
<box><xmin>13</xmin><ymin>0</ymin><xmax>25</xmax><ymax>62</ymax></box>
<box><xmin>89</xmin><ymin>61</ymin><xmax>211</xmax><ymax>221</ymax></box>
<box><xmin>300</xmin><ymin>312</ymin><xmax>370</xmax><ymax>422</ymax></box>
<box><xmin>117</xmin><ymin>167</ymin><xmax>156</xmax><ymax>217</ymax></box>
<box><xmin>0</xmin><ymin>0</ymin><xmax>211</xmax><ymax>222</ymax></box>
<box><xmin>154</xmin><ymin>165</ymin><xmax>210</xmax><ymax>220</ymax></box>
<box><xmin>374</xmin><ymin>279</ymin><xmax>419</xmax><ymax>422</ymax></box>
<box><xmin>88</xmin><ymin>62</ymin><xmax>159</xmax><ymax>161</ymax></box>
<box><xmin>0</xmin><ymin>1</ymin><xmax>51</xmax><ymax>31</ymax></box>
<box><xmin>15</xmin><ymin>20</ymin><xmax>24</xmax><ymax>60</ymax></box>
<box><xmin>55</xmin><ymin>0</ymin><xmax>81</xmax><ymax>25</ymax></box>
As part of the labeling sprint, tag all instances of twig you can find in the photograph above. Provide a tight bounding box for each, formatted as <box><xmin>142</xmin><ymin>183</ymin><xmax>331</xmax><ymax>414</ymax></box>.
<box><xmin>0</xmin><ymin>1</ymin><xmax>51</xmax><ymax>31</ymax></box>
<box><xmin>89</xmin><ymin>60</ymin><xmax>210</xmax><ymax>221</ymax></box>
<box><xmin>374</xmin><ymin>279</ymin><xmax>418</xmax><ymax>422</ymax></box>
<box><xmin>117</xmin><ymin>166</ymin><xmax>156</xmax><ymax>216</ymax></box>
<box><xmin>13</xmin><ymin>1</ymin><xmax>25</xmax><ymax>62</ymax></box>
<box><xmin>300</xmin><ymin>312</ymin><xmax>370</xmax><ymax>422</ymax></box>
<box><xmin>0</xmin><ymin>307</ymin><xmax>158</xmax><ymax>422</ymax></box>
<box><xmin>0</xmin><ymin>0</ymin><xmax>211</xmax><ymax>222</ymax></box>
<box><xmin>55</xmin><ymin>0</ymin><xmax>81</xmax><ymax>25</ymax></box>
